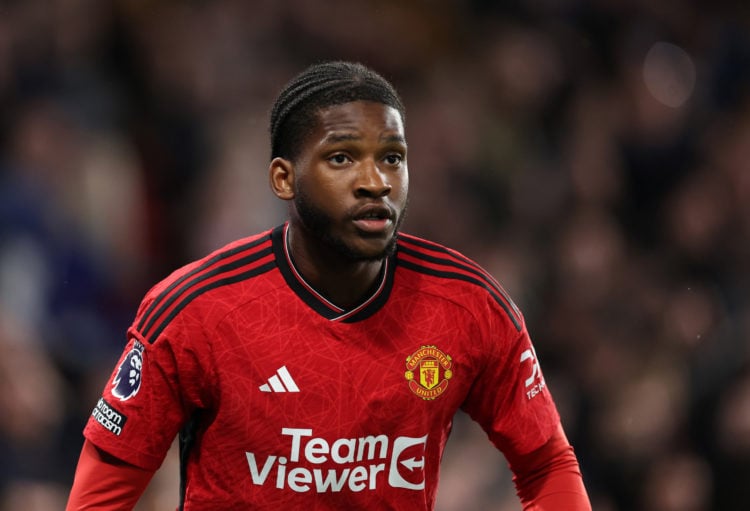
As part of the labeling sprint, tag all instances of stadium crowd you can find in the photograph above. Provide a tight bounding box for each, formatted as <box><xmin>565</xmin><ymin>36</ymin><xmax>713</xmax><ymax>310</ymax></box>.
<box><xmin>0</xmin><ymin>0</ymin><xmax>748</xmax><ymax>509</ymax></box>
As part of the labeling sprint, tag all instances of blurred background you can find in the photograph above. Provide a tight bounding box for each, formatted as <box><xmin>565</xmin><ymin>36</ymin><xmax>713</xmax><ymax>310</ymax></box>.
<box><xmin>0</xmin><ymin>0</ymin><xmax>749</xmax><ymax>509</ymax></box>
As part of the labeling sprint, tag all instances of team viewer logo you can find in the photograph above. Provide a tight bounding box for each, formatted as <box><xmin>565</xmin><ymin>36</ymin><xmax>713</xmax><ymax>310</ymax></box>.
<box><xmin>404</xmin><ymin>345</ymin><xmax>453</xmax><ymax>400</ymax></box>
<box><xmin>245</xmin><ymin>428</ymin><xmax>427</xmax><ymax>493</ymax></box>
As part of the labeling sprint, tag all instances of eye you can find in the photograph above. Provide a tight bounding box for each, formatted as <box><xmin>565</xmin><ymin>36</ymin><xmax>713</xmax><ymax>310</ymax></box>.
<box><xmin>383</xmin><ymin>153</ymin><xmax>403</xmax><ymax>166</ymax></box>
<box><xmin>328</xmin><ymin>153</ymin><xmax>351</xmax><ymax>166</ymax></box>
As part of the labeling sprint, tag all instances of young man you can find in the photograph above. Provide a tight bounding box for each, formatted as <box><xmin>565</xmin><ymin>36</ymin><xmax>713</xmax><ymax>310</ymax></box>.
<box><xmin>67</xmin><ymin>61</ymin><xmax>591</xmax><ymax>510</ymax></box>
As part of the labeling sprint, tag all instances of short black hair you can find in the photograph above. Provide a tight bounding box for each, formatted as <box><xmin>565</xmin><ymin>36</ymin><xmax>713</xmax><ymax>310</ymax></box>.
<box><xmin>269</xmin><ymin>61</ymin><xmax>405</xmax><ymax>161</ymax></box>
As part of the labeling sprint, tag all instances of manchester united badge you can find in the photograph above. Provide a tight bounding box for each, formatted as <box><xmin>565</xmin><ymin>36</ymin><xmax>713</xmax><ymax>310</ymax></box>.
<box><xmin>405</xmin><ymin>345</ymin><xmax>453</xmax><ymax>400</ymax></box>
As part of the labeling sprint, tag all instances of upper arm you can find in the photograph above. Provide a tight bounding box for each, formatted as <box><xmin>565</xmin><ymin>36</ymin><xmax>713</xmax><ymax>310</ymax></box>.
<box><xmin>461</xmin><ymin>320</ymin><xmax>560</xmax><ymax>458</ymax></box>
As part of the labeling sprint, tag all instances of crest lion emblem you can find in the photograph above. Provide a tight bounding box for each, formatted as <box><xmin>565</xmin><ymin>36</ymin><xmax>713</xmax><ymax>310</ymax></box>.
<box><xmin>112</xmin><ymin>341</ymin><xmax>144</xmax><ymax>401</ymax></box>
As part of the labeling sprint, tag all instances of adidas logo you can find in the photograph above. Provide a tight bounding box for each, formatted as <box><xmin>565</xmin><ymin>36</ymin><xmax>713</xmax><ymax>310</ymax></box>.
<box><xmin>259</xmin><ymin>366</ymin><xmax>300</xmax><ymax>393</ymax></box>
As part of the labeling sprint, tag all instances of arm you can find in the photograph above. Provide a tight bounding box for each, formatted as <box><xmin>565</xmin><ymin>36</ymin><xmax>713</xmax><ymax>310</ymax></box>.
<box><xmin>66</xmin><ymin>439</ymin><xmax>155</xmax><ymax>511</ymax></box>
<box><xmin>505</xmin><ymin>424</ymin><xmax>591</xmax><ymax>511</ymax></box>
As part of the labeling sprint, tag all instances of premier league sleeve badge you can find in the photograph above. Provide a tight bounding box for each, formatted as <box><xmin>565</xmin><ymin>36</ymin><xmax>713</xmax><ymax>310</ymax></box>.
<box><xmin>111</xmin><ymin>340</ymin><xmax>145</xmax><ymax>401</ymax></box>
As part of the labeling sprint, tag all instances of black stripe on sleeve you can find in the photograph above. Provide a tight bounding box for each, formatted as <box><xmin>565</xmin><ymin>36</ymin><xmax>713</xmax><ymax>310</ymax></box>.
<box><xmin>145</xmin><ymin>260</ymin><xmax>276</xmax><ymax>344</ymax></box>
<box><xmin>137</xmin><ymin>234</ymin><xmax>272</xmax><ymax>334</ymax></box>
<box><xmin>399</xmin><ymin>236</ymin><xmax>519</xmax><ymax>314</ymax></box>
<box><xmin>140</xmin><ymin>246</ymin><xmax>274</xmax><ymax>341</ymax></box>
<box><xmin>397</xmin><ymin>246</ymin><xmax>522</xmax><ymax>332</ymax></box>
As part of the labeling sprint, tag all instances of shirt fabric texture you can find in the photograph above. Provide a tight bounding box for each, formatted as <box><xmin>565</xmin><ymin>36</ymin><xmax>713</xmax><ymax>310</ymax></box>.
<box><xmin>84</xmin><ymin>223</ymin><xmax>560</xmax><ymax>510</ymax></box>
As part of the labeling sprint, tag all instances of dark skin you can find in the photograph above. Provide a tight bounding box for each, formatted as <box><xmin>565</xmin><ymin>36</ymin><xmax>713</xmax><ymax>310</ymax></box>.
<box><xmin>73</xmin><ymin>101</ymin><xmax>409</xmax><ymax>475</ymax></box>
<box><xmin>69</xmin><ymin>100</ymin><xmax>590</xmax><ymax>511</ymax></box>
<box><xmin>269</xmin><ymin>100</ymin><xmax>409</xmax><ymax>309</ymax></box>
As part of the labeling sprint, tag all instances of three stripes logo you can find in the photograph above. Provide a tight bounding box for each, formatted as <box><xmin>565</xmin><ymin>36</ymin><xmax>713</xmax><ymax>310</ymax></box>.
<box><xmin>259</xmin><ymin>366</ymin><xmax>300</xmax><ymax>393</ymax></box>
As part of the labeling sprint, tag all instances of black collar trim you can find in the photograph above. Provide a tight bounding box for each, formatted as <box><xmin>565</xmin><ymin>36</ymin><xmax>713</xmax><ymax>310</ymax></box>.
<box><xmin>271</xmin><ymin>223</ymin><xmax>394</xmax><ymax>323</ymax></box>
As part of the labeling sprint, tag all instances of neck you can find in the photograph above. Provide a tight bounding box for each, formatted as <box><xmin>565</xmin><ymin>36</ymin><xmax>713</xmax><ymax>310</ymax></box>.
<box><xmin>285</xmin><ymin>225</ymin><xmax>385</xmax><ymax>309</ymax></box>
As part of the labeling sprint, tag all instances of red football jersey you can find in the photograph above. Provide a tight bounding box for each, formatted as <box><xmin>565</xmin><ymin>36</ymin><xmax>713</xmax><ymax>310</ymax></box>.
<box><xmin>84</xmin><ymin>223</ymin><xmax>560</xmax><ymax>510</ymax></box>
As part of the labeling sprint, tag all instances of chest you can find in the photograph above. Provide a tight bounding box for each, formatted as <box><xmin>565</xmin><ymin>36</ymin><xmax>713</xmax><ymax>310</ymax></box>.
<box><xmin>207</xmin><ymin>296</ymin><xmax>483</xmax><ymax>440</ymax></box>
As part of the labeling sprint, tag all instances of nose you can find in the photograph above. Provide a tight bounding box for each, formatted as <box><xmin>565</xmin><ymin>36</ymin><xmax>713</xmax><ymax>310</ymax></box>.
<box><xmin>355</xmin><ymin>159</ymin><xmax>391</xmax><ymax>198</ymax></box>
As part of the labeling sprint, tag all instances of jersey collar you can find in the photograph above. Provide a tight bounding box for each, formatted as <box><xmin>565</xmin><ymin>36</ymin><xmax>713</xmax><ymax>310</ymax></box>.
<box><xmin>271</xmin><ymin>223</ymin><xmax>394</xmax><ymax>322</ymax></box>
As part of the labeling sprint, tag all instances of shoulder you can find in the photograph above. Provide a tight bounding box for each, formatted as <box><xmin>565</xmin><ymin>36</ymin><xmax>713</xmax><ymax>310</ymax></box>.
<box><xmin>145</xmin><ymin>229</ymin><xmax>276</xmax><ymax>303</ymax></box>
<box><xmin>132</xmin><ymin>229</ymin><xmax>278</xmax><ymax>345</ymax></box>
<box><xmin>395</xmin><ymin>233</ymin><xmax>523</xmax><ymax>332</ymax></box>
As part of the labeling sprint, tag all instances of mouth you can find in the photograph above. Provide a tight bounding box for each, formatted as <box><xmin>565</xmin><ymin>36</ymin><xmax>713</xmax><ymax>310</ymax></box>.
<box><xmin>351</xmin><ymin>204</ymin><xmax>394</xmax><ymax>234</ymax></box>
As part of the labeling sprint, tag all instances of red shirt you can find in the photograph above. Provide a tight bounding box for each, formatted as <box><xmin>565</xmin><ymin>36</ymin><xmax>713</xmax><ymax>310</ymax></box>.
<box><xmin>84</xmin><ymin>223</ymin><xmax>560</xmax><ymax>510</ymax></box>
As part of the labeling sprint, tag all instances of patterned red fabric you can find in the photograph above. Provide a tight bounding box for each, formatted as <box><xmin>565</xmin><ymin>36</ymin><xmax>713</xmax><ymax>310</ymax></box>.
<box><xmin>66</xmin><ymin>439</ymin><xmax>154</xmax><ymax>510</ymax></box>
<box><xmin>508</xmin><ymin>424</ymin><xmax>592</xmax><ymax>510</ymax></box>
<box><xmin>83</xmin><ymin>223</ymin><xmax>564</xmax><ymax>510</ymax></box>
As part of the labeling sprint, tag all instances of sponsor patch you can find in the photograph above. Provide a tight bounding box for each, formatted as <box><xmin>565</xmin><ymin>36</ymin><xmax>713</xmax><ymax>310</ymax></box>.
<box><xmin>92</xmin><ymin>398</ymin><xmax>128</xmax><ymax>436</ymax></box>
<box><xmin>520</xmin><ymin>345</ymin><xmax>546</xmax><ymax>400</ymax></box>
<box><xmin>245</xmin><ymin>428</ymin><xmax>428</xmax><ymax>492</ymax></box>
<box><xmin>404</xmin><ymin>345</ymin><xmax>453</xmax><ymax>400</ymax></box>
<box><xmin>112</xmin><ymin>340</ymin><xmax>144</xmax><ymax>401</ymax></box>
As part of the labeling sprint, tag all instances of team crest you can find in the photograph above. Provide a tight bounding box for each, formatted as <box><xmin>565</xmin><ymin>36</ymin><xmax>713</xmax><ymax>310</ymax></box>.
<box><xmin>405</xmin><ymin>345</ymin><xmax>453</xmax><ymax>400</ymax></box>
<box><xmin>112</xmin><ymin>340</ymin><xmax>144</xmax><ymax>401</ymax></box>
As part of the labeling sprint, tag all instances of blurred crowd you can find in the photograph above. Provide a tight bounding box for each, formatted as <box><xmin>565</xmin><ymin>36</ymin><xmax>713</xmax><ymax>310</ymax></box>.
<box><xmin>0</xmin><ymin>0</ymin><xmax>748</xmax><ymax>509</ymax></box>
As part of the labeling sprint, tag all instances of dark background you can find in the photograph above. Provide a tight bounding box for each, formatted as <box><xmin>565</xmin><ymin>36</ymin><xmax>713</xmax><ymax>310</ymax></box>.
<box><xmin>0</xmin><ymin>1</ymin><xmax>748</xmax><ymax>509</ymax></box>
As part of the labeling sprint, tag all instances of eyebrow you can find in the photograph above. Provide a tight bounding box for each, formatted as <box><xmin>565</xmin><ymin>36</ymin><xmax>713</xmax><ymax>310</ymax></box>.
<box><xmin>322</xmin><ymin>133</ymin><xmax>360</xmax><ymax>144</ymax></box>
<box><xmin>381</xmin><ymin>134</ymin><xmax>407</xmax><ymax>145</ymax></box>
<box><xmin>322</xmin><ymin>133</ymin><xmax>407</xmax><ymax>145</ymax></box>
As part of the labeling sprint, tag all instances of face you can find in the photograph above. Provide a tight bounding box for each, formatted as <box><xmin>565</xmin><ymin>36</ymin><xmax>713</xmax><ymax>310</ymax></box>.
<box><xmin>274</xmin><ymin>101</ymin><xmax>409</xmax><ymax>262</ymax></box>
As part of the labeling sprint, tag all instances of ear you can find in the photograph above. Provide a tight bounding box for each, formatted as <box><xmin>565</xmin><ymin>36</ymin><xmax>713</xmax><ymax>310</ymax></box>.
<box><xmin>269</xmin><ymin>157</ymin><xmax>295</xmax><ymax>200</ymax></box>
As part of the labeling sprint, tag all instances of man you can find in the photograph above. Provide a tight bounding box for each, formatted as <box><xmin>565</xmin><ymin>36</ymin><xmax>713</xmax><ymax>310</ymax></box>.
<box><xmin>67</xmin><ymin>61</ymin><xmax>591</xmax><ymax>510</ymax></box>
